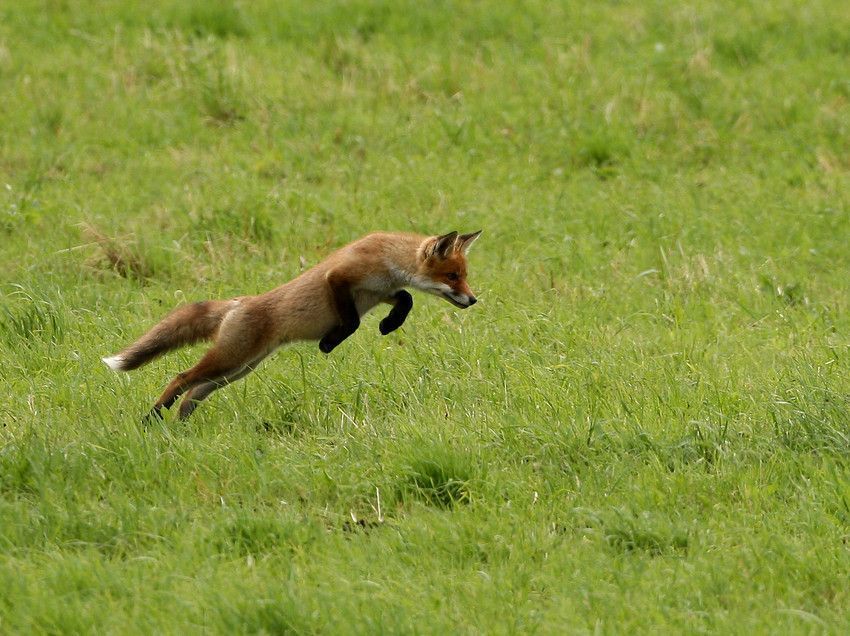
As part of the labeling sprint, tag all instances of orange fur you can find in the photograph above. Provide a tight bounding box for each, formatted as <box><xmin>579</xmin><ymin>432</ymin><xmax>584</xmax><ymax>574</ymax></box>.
<box><xmin>103</xmin><ymin>230</ymin><xmax>482</xmax><ymax>419</ymax></box>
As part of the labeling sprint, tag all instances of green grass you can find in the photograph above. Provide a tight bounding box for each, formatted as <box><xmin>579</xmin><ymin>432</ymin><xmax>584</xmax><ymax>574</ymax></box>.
<box><xmin>2</xmin><ymin>0</ymin><xmax>850</xmax><ymax>632</ymax></box>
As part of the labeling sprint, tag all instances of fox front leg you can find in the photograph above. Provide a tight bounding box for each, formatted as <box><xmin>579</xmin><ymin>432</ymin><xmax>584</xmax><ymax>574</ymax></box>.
<box><xmin>319</xmin><ymin>272</ymin><xmax>361</xmax><ymax>354</ymax></box>
<box><xmin>380</xmin><ymin>290</ymin><xmax>413</xmax><ymax>335</ymax></box>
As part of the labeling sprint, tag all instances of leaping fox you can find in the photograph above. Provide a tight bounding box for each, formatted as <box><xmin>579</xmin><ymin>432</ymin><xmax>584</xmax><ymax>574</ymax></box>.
<box><xmin>103</xmin><ymin>230</ymin><xmax>482</xmax><ymax>419</ymax></box>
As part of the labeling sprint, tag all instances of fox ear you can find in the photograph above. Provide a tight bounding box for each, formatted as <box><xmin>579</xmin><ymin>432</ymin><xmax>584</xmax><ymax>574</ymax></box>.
<box><xmin>457</xmin><ymin>230</ymin><xmax>482</xmax><ymax>255</ymax></box>
<box><xmin>430</xmin><ymin>231</ymin><xmax>458</xmax><ymax>259</ymax></box>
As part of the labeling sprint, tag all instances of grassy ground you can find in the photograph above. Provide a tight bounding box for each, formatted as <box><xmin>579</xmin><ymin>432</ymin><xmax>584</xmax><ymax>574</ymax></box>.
<box><xmin>2</xmin><ymin>0</ymin><xmax>850</xmax><ymax>632</ymax></box>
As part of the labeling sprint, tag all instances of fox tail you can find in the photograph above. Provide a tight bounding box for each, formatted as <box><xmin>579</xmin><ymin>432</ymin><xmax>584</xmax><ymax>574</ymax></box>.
<box><xmin>102</xmin><ymin>300</ymin><xmax>232</xmax><ymax>372</ymax></box>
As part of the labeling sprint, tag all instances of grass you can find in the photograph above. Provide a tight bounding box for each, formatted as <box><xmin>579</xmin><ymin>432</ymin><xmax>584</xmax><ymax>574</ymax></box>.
<box><xmin>1</xmin><ymin>0</ymin><xmax>850</xmax><ymax>632</ymax></box>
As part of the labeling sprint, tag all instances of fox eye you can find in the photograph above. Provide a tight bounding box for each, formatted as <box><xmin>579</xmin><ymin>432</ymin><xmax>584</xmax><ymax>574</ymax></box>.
<box><xmin>447</xmin><ymin>272</ymin><xmax>460</xmax><ymax>281</ymax></box>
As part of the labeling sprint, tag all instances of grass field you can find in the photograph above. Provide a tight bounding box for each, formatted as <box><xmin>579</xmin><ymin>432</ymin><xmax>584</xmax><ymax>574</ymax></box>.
<box><xmin>2</xmin><ymin>0</ymin><xmax>850</xmax><ymax>632</ymax></box>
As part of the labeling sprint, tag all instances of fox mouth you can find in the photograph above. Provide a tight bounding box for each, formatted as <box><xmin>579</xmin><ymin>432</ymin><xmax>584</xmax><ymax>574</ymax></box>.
<box><xmin>442</xmin><ymin>292</ymin><xmax>473</xmax><ymax>308</ymax></box>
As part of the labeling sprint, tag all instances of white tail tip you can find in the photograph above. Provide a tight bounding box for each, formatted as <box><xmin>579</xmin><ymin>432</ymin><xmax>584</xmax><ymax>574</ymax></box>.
<box><xmin>102</xmin><ymin>355</ymin><xmax>126</xmax><ymax>372</ymax></box>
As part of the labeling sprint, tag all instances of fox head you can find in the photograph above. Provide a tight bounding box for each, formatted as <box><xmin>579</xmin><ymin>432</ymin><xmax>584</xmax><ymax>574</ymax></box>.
<box><xmin>415</xmin><ymin>230</ymin><xmax>482</xmax><ymax>308</ymax></box>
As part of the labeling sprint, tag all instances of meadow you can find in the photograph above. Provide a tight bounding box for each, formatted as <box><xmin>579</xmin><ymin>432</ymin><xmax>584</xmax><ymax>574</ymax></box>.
<box><xmin>1</xmin><ymin>0</ymin><xmax>850</xmax><ymax>632</ymax></box>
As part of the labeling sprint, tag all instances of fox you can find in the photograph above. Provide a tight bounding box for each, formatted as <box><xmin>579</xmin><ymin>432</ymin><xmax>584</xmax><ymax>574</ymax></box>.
<box><xmin>103</xmin><ymin>230</ymin><xmax>482</xmax><ymax>420</ymax></box>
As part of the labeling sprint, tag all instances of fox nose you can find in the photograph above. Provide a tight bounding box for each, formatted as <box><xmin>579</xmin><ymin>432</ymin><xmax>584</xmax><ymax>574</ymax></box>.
<box><xmin>468</xmin><ymin>296</ymin><xmax>477</xmax><ymax>306</ymax></box>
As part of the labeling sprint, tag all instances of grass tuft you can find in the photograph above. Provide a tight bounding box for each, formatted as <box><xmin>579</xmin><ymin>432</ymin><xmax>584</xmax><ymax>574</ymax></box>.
<box><xmin>603</xmin><ymin>513</ymin><xmax>690</xmax><ymax>556</ymax></box>
<box><xmin>714</xmin><ymin>32</ymin><xmax>763</xmax><ymax>67</ymax></box>
<box><xmin>199</xmin><ymin>64</ymin><xmax>246</xmax><ymax>126</ymax></box>
<box><xmin>80</xmin><ymin>223</ymin><xmax>157</xmax><ymax>280</ymax></box>
<box><xmin>212</xmin><ymin>593</ymin><xmax>310</xmax><ymax>634</ymax></box>
<box><xmin>175</xmin><ymin>1</ymin><xmax>249</xmax><ymax>39</ymax></box>
<box><xmin>772</xmin><ymin>387</ymin><xmax>850</xmax><ymax>455</ymax></box>
<box><xmin>193</xmin><ymin>206</ymin><xmax>275</xmax><ymax>245</ymax></box>
<box><xmin>575</xmin><ymin>130</ymin><xmax>630</xmax><ymax>176</ymax></box>
<box><xmin>400</xmin><ymin>445</ymin><xmax>473</xmax><ymax>509</ymax></box>
<box><xmin>760</xmin><ymin>275</ymin><xmax>808</xmax><ymax>306</ymax></box>
<box><xmin>576</xmin><ymin>508</ymin><xmax>690</xmax><ymax>556</ymax></box>
<box><xmin>211</xmin><ymin>514</ymin><xmax>317</xmax><ymax>556</ymax></box>
<box><xmin>0</xmin><ymin>287</ymin><xmax>66</xmax><ymax>347</ymax></box>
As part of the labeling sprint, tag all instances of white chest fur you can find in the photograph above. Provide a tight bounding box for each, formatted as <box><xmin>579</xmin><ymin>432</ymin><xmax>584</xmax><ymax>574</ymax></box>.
<box><xmin>353</xmin><ymin>289</ymin><xmax>386</xmax><ymax>316</ymax></box>
<box><xmin>353</xmin><ymin>274</ymin><xmax>401</xmax><ymax>317</ymax></box>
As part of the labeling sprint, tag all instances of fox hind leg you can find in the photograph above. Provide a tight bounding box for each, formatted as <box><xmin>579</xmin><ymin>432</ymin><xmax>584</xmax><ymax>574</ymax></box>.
<box><xmin>177</xmin><ymin>380</ymin><xmax>221</xmax><ymax>420</ymax></box>
<box><xmin>177</xmin><ymin>354</ymin><xmax>266</xmax><ymax>419</ymax></box>
<box><xmin>148</xmin><ymin>350</ymin><xmax>251</xmax><ymax>420</ymax></box>
<box><xmin>147</xmin><ymin>304</ymin><xmax>274</xmax><ymax>420</ymax></box>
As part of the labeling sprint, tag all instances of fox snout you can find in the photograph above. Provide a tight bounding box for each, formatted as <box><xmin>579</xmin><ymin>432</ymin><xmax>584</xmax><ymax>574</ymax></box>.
<box><xmin>442</xmin><ymin>290</ymin><xmax>477</xmax><ymax>308</ymax></box>
<box><xmin>454</xmin><ymin>278</ymin><xmax>478</xmax><ymax>308</ymax></box>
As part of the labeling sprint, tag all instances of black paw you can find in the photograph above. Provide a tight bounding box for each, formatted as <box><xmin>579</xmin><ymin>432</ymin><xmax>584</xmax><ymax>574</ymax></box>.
<box><xmin>319</xmin><ymin>338</ymin><xmax>336</xmax><ymax>354</ymax></box>
<box><xmin>379</xmin><ymin>318</ymin><xmax>397</xmax><ymax>335</ymax></box>
<box><xmin>143</xmin><ymin>407</ymin><xmax>164</xmax><ymax>425</ymax></box>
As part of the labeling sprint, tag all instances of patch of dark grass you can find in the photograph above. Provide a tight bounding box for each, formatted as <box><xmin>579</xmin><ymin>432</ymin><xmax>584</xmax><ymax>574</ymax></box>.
<box><xmin>823</xmin><ymin>28</ymin><xmax>850</xmax><ymax>56</ymax></box>
<box><xmin>259</xmin><ymin>418</ymin><xmax>296</xmax><ymax>437</ymax></box>
<box><xmin>573</xmin><ymin>129</ymin><xmax>631</xmax><ymax>178</ymax></box>
<box><xmin>572</xmin><ymin>507</ymin><xmax>690</xmax><ymax>556</ymax></box>
<box><xmin>0</xmin><ymin>441</ymin><xmax>45</xmax><ymax>496</ymax></box>
<box><xmin>714</xmin><ymin>32</ymin><xmax>763</xmax><ymax>67</ymax></box>
<box><xmin>176</xmin><ymin>1</ymin><xmax>249</xmax><ymax>39</ymax></box>
<box><xmin>661</xmin><ymin>421</ymin><xmax>730</xmax><ymax>471</ymax></box>
<box><xmin>665</xmin><ymin>74</ymin><xmax>718</xmax><ymax>119</ymax></box>
<box><xmin>341</xmin><ymin>516</ymin><xmax>383</xmax><ymax>534</ymax></box>
<box><xmin>80</xmin><ymin>223</ymin><xmax>157</xmax><ymax>280</ymax></box>
<box><xmin>578</xmin><ymin>137</ymin><xmax>616</xmax><ymax>169</ymax></box>
<box><xmin>617</xmin><ymin>429</ymin><xmax>658</xmax><ymax>458</ymax></box>
<box><xmin>1</xmin><ymin>197</ymin><xmax>24</xmax><ymax>235</ymax></box>
<box><xmin>824</xmin><ymin>461</ymin><xmax>850</xmax><ymax>525</ymax></box>
<box><xmin>605</xmin><ymin>517</ymin><xmax>689</xmax><ymax>556</ymax></box>
<box><xmin>59</xmin><ymin>517</ymin><xmax>130</xmax><ymax>557</ymax></box>
<box><xmin>771</xmin><ymin>386</ymin><xmax>850</xmax><ymax>455</ymax></box>
<box><xmin>211</xmin><ymin>594</ymin><xmax>310</xmax><ymax>635</ymax></box>
<box><xmin>199</xmin><ymin>65</ymin><xmax>245</xmax><ymax>126</ymax></box>
<box><xmin>400</xmin><ymin>446</ymin><xmax>473</xmax><ymax>509</ymax></box>
<box><xmin>210</xmin><ymin>514</ymin><xmax>316</xmax><ymax>556</ymax></box>
<box><xmin>193</xmin><ymin>206</ymin><xmax>275</xmax><ymax>245</ymax></box>
<box><xmin>353</xmin><ymin>3</ymin><xmax>390</xmax><ymax>42</ymax></box>
<box><xmin>321</xmin><ymin>36</ymin><xmax>362</xmax><ymax>77</ymax></box>
<box><xmin>759</xmin><ymin>275</ymin><xmax>808</xmax><ymax>306</ymax></box>
<box><xmin>0</xmin><ymin>288</ymin><xmax>66</xmax><ymax>347</ymax></box>
<box><xmin>35</xmin><ymin>103</ymin><xmax>64</xmax><ymax>137</ymax></box>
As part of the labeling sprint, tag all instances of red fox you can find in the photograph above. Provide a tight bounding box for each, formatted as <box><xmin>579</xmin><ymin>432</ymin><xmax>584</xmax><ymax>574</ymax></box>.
<box><xmin>103</xmin><ymin>230</ymin><xmax>481</xmax><ymax>419</ymax></box>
